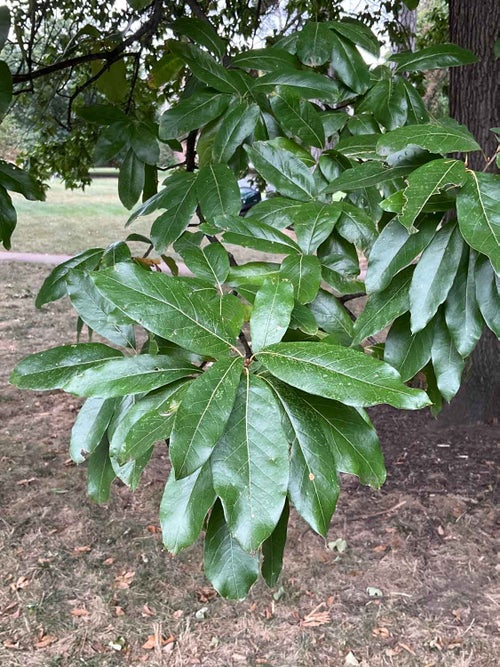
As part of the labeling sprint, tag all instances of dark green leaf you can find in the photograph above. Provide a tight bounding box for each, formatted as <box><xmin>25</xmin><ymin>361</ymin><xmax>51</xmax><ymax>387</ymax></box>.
<box><xmin>330</xmin><ymin>32</ymin><xmax>371</xmax><ymax>94</ymax></box>
<box><xmin>259</xmin><ymin>342</ymin><xmax>430</xmax><ymax>409</ymax></box>
<box><xmin>336</xmin><ymin>203</ymin><xmax>377</xmax><ymax>253</ymax></box>
<box><xmin>309</xmin><ymin>289</ymin><xmax>354</xmax><ymax>345</ymax></box>
<box><xmin>318</xmin><ymin>231</ymin><xmax>360</xmax><ymax>276</ymax></box>
<box><xmin>402</xmin><ymin>79</ymin><xmax>429</xmax><ymax>124</ymax></box>
<box><xmin>232</xmin><ymin>47</ymin><xmax>298</xmax><ymax>71</ymax></box>
<box><xmin>170</xmin><ymin>357</ymin><xmax>244</xmax><ymax>478</ymax></box>
<box><xmin>377</xmin><ymin>122</ymin><xmax>481</xmax><ymax>156</ymax></box>
<box><xmin>365</xmin><ymin>216</ymin><xmax>437</xmax><ymax>293</ymax></box>
<box><xmin>63</xmin><ymin>354</ymin><xmax>197</xmax><ymax>398</ymax></box>
<box><xmin>330</xmin><ymin>20</ymin><xmax>380</xmax><ymax>57</ymax></box>
<box><xmin>178</xmin><ymin>241</ymin><xmax>230</xmax><ymax>287</ymax></box>
<box><xmin>130</xmin><ymin>121</ymin><xmax>160</xmax><ymax>165</ymax></box>
<box><xmin>266</xmin><ymin>379</ymin><xmax>338</xmax><ymax>536</ymax></box>
<box><xmin>0</xmin><ymin>184</ymin><xmax>15</xmax><ymax>249</ymax></box>
<box><xmin>66</xmin><ymin>271</ymin><xmax>135</xmax><ymax>347</ymax></box>
<box><xmin>245</xmin><ymin>141</ymin><xmax>316</xmax><ymax>200</ymax></box>
<box><xmin>196</xmin><ymin>163</ymin><xmax>241</xmax><ymax>219</ymax></box>
<box><xmin>0</xmin><ymin>160</ymin><xmax>45</xmax><ymax>201</ymax></box>
<box><xmin>118</xmin><ymin>149</ymin><xmax>144</xmax><ymax>210</ymax></box>
<box><xmin>0</xmin><ymin>60</ymin><xmax>12</xmax><ymax>118</ymax></box>
<box><xmin>94</xmin><ymin>121</ymin><xmax>130</xmax><ymax>164</ymax></box>
<box><xmin>297</xmin><ymin>22</ymin><xmax>334</xmax><ymax>67</ymax></box>
<box><xmin>475</xmin><ymin>255</ymin><xmax>500</xmax><ymax>337</ymax></box>
<box><xmin>10</xmin><ymin>343</ymin><xmax>122</xmax><ymax>390</ymax></box>
<box><xmin>399</xmin><ymin>159</ymin><xmax>467</xmax><ymax>232</ymax></box>
<box><xmin>204</xmin><ymin>500</ymin><xmax>259</xmax><ymax>599</ymax></box>
<box><xmin>0</xmin><ymin>6</ymin><xmax>10</xmax><ymax>51</ymax></box>
<box><xmin>170</xmin><ymin>41</ymin><xmax>242</xmax><ymax>94</ymax></box>
<box><xmin>333</xmin><ymin>134</ymin><xmax>381</xmax><ymax>160</ymax></box>
<box><xmin>445</xmin><ymin>249</ymin><xmax>484</xmax><ymax>357</ymax></box>
<box><xmin>70</xmin><ymin>398</ymin><xmax>118</xmax><ymax>464</ymax></box>
<box><xmin>76</xmin><ymin>104</ymin><xmax>128</xmax><ymax>125</ymax></box>
<box><xmin>358</xmin><ymin>77</ymin><xmax>407</xmax><ymax>130</ymax></box>
<box><xmin>293</xmin><ymin>202</ymin><xmax>342</xmax><ymax>254</ymax></box>
<box><xmin>244</xmin><ymin>197</ymin><xmax>303</xmax><ymax>230</ymax></box>
<box><xmin>171</xmin><ymin>16</ymin><xmax>227</xmax><ymax>60</ymax></box>
<box><xmin>456</xmin><ymin>171</ymin><xmax>500</xmax><ymax>274</ymax></box>
<box><xmin>149</xmin><ymin>172</ymin><xmax>198</xmax><ymax>251</ymax></box>
<box><xmin>261</xmin><ymin>500</ymin><xmax>289</xmax><ymax>588</ymax></box>
<box><xmin>409</xmin><ymin>224</ymin><xmax>464</xmax><ymax>332</ymax></box>
<box><xmin>219</xmin><ymin>215</ymin><xmax>301</xmax><ymax>255</ymax></box>
<box><xmin>280</xmin><ymin>254</ymin><xmax>322</xmax><ymax>304</ymax></box>
<box><xmin>212</xmin><ymin>101</ymin><xmax>260</xmax><ymax>163</ymax></box>
<box><xmin>211</xmin><ymin>374</ymin><xmax>289</xmax><ymax>551</ymax></box>
<box><xmin>431</xmin><ymin>311</ymin><xmax>465</xmax><ymax>402</ymax></box>
<box><xmin>271</xmin><ymin>87</ymin><xmax>325</xmax><ymax>148</ymax></box>
<box><xmin>226</xmin><ymin>262</ymin><xmax>281</xmax><ymax>289</ymax></box>
<box><xmin>391</xmin><ymin>44</ymin><xmax>478</xmax><ymax>73</ymax></box>
<box><xmin>252</xmin><ymin>69</ymin><xmax>341</xmax><ymax>102</ymax></box>
<box><xmin>384</xmin><ymin>313</ymin><xmax>433</xmax><ymax>382</ymax></box>
<box><xmin>93</xmin><ymin>263</ymin><xmax>240</xmax><ymax>357</ymax></box>
<box><xmin>323</xmin><ymin>163</ymin><xmax>404</xmax><ymax>193</ymax></box>
<box><xmin>353</xmin><ymin>267</ymin><xmax>413</xmax><ymax>344</ymax></box>
<box><xmin>159</xmin><ymin>91</ymin><xmax>231</xmax><ymax>140</ymax></box>
<box><xmin>161</xmin><ymin>462</ymin><xmax>216</xmax><ymax>554</ymax></box>
<box><xmin>35</xmin><ymin>248</ymin><xmax>104</xmax><ymax>308</ymax></box>
<box><xmin>87</xmin><ymin>437</ymin><xmax>115</xmax><ymax>504</ymax></box>
<box><xmin>250</xmin><ymin>278</ymin><xmax>295</xmax><ymax>352</ymax></box>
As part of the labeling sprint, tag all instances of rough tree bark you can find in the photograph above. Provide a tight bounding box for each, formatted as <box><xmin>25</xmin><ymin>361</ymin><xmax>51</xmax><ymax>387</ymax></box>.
<box><xmin>442</xmin><ymin>0</ymin><xmax>500</xmax><ymax>423</ymax></box>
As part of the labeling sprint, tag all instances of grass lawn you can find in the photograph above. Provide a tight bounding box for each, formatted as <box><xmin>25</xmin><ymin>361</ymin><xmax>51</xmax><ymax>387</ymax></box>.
<box><xmin>10</xmin><ymin>177</ymin><xmax>154</xmax><ymax>256</ymax></box>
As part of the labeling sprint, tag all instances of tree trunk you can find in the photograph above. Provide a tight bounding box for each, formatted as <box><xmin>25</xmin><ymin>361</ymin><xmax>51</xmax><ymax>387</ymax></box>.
<box><xmin>442</xmin><ymin>0</ymin><xmax>500</xmax><ymax>424</ymax></box>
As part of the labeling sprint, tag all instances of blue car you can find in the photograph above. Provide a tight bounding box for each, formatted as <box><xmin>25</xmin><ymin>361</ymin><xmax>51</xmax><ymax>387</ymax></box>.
<box><xmin>239</xmin><ymin>186</ymin><xmax>261</xmax><ymax>215</ymax></box>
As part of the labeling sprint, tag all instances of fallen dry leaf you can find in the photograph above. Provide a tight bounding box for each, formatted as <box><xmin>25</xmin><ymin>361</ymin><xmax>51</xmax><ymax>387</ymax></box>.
<box><xmin>196</xmin><ymin>586</ymin><xmax>217</xmax><ymax>603</ymax></box>
<box><xmin>142</xmin><ymin>604</ymin><xmax>156</xmax><ymax>617</ymax></box>
<box><xmin>115</xmin><ymin>570</ymin><xmax>135</xmax><ymax>589</ymax></box>
<box><xmin>398</xmin><ymin>642</ymin><xmax>416</xmax><ymax>656</ymax></box>
<box><xmin>34</xmin><ymin>634</ymin><xmax>57</xmax><ymax>649</ymax></box>
<box><xmin>3</xmin><ymin>639</ymin><xmax>21</xmax><ymax>650</ymax></box>
<box><xmin>103</xmin><ymin>557</ymin><xmax>115</xmax><ymax>566</ymax></box>
<box><xmin>73</xmin><ymin>545</ymin><xmax>91</xmax><ymax>554</ymax></box>
<box><xmin>142</xmin><ymin>634</ymin><xmax>175</xmax><ymax>650</ymax></box>
<box><xmin>16</xmin><ymin>477</ymin><xmax>37</xmax><ymax>486</ymax></box>
<box><xmin>115</xmin><ymin>606</ymin><xmax>125</xmax><ymax>617</ymax></box>
<box><xmin>13</xmin><ymin>575</ymin><xmax>30</xmax><ymax>590</ymax></box>
<box><xmin>301</xmin><ymin>604</ymin><xmax>331</xmax><ymax>628</ymax></box>
<box><xmin>70</xmin><ymin>607</ymin><xmax>89</xmax><ymax>617</ymax></box>
<box><xmin>372</xmin><ymin>626</ymin><xmax>391</xmax><ymax>638</ymax></box>
<box><xmin>146</xmin><ymin>524</ymin><xmax>161</xmax><ymax>534</ymax></box>
<box><xmin>172</xmin><ymin>609</ymin><xmax>183</xmax><ymax>619</ymax></box>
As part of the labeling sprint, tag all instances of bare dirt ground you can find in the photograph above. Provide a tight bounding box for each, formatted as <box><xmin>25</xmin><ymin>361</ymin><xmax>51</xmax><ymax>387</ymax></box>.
<box><xmin>0</xmin><ymin>261</ymin><xmax>499</xmax><ymax>667</ymax></box>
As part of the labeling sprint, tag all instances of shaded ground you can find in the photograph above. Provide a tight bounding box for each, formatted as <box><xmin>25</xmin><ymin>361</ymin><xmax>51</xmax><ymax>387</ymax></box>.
<box><xmin>0</xmin><ymin>261</ymin><xmax>498</xmax><ymax>667</ymax></box>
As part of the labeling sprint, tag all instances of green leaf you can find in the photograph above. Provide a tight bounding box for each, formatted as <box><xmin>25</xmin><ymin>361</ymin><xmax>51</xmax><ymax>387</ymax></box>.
<box><xmin>365</xmin><ymin>216</ymin><xmax>437</xmax><ymax>293</ymax></box>
<box><xmin>266</xmin><ymin>379</ymin><xmax>339</xmax><ymax>536</ymax></box>
<box><xmin>245</xmin><ymin>141</ymin><xmax>316</xmax><ymax>200</ymax></box>
<box><xmin>323</xmin><ymin>162</ymin><xmax>406</xmax><ymax>194</ymax></box>
<box><xmin>196</xmin><ymin>163</ymin><xmax>241</xmax><ymax>219</ymax></box>
<box><xmin>431</xmin><ymin>311</ymin><xmax>465</xmax><ymax>402</ymax></box>
<box><xmin>377</xmin><ymin>122</ymin><xmax>481</xmax><ymax>156</ymax></box>
<box><xmin>445</xmin><ymin>249</ymin><xmax>484</xmax><ymax>357</ymax></box>
<box><xmin>244</xmin><ymin>197</ymin><xmax>304</xmax><ymax>230</ymax></box>
<box><xmin>93</xmin><ymin>263</ymin><xmax>240</xmax><ymax>357</ymax></box>
<box><xmin>399</xmin><ymin>159</ymin><xmax>467</xmax><ymax>232</ymax></box>
<box><xmin>70</xmin><ymin>398</ymin><xmax>118</xmax><ymax>464</ymax></box>
<box><xmin>402</xmin><ymin>79</ymin><xmax>429</xmax><ymax>124</ymax></box>
<box><xmin>0</xmin><ymin>184</ymin><xmax>15</xmax><ymax>249</ymax></box>
<box><xmin>358</xmin><ymin>77</ymin><xmax>407</xmax><ymax>130</ymax></box>
<box><xmin>159</xmin><ymin>91</ymin><xmax>231</xmax><ymax>140</ymax></box>
<box><xmin>130</xmin><ymin>121</ymin><xmax>160</xmax><ymax>165</ymax></box>
<box><xmin>318</xmin><ymin>231</ymin><xmax>360</xmax><ymax>277</ymax></box>
<box><xmin>150</xmin><ymin>173</ymin><xmax>198</xmax><ymax>251</ymax></box>
<box><xmin>204</xmin><ymin>500</ymin><xmax>259</xmax><ymax>599</ymax></box>
<box><xmin>77</xmin><ymin>104</ymin><xmax>129</xmax><ymax>125</ymax></box>
<box><xmin>321</xmin><ymin>268</ymin><xmax>364</xmax><ymax>297</ymax></box>
<box><xmin>66</xmin><ymin>271</ymin><xmax>135</xmax><ymax>347</ymax></box>
<box><xmin>171</xmin><ymin>16</ymin><xmax>227</xmax><ymax>60</ymax></box>
<box><xmin>226</xmin><ymin>262</ymin><xmax>281</xmax><ymax>289</ymax></box>
<box><xmin>297</xmin><ymin>22</ymin><xmax>334</xmax><ymax>67</ymax></box>
<box><xmin>0</xmin><ymin>160</ymin><xmax>45</xmax><ymax>201</ymax></box>
<box><xmin>118</xmin><ymin>149</ymin><xmax>144</xmax><ymax>210</ymax></box>
<box><xmin>87</xmin><ymin>437</ymin><xmax>115</xmax><ymax>504</ymax></box>
<box><xmin>62</xmin><ymin>354</ymin><xmax>197</xmax><ymax>398</ymax></box>
<box><xmin>293</xmin><ymin>202</ymin><xmax>342</xmax><ymax>254</ymax></box>
<box><xmin>161</xmin><ymin>462</ymin><xmax>216</xmax><ymax>555</ymax></box>
<box><xmin>271</xmin><ymin>87</ymin><xmax>325</xmax><ymax>148</ymax></box>
<box><xmin>127</xmin><ymin>0</ymin><xmax>152</xmax><ymax>9</ymax></box>
<box><xmin>35</xmin><ymin>248</ymin><xmax>104</xmax><ymax>308</ymax></box>
<box><xmin>456</xmin><ymin>171</ymin><xmax>500</xmax><ymax>275</ymax></box>
<box><xmin>330</xmin><ymin>20</ymin><xmax>380</xmax><ymax>57</ymax></box>
<box><xmin>0</xmin><ymin>60</ymin><xmax>12</xmax><ymax>118</ymax></box>
<box><xmin>92</xmin><ymin>58</ymin><xmax>128</xmax><ymax>103</ymax></box>
<box><xmin>94</xmin><ymin>121</ymin><xmax>130</xmax><ymax>164</ymax></box>
<box><xmin>111</xmin><ymin>382</ymin><xmax>188</xmax><ymax>463</ymax></box>
<box><xmin>353</xmin><ymin>267</ymin><xmax>413</xmax><ymax>344</ymax></box>
<box><xmin>336</xmin><ymin>203</ymin><xmax>378</xmax><ymax>253</ymax></box>
<box><xmin>259</xmin><ymin>342</ymin><xmax>430</xmax><ymax>409</ymax></box>
<box><xmin>280</xmin><ymin>254</ymin><xmax>322</xmax><ymax>305</ymax></box>
<box><xmin>333</xmin><ymin>134</ymin><xmax>381</xmax><ymax>160</ymax></box>
<box><xmin>219</xmin><ymin>215</ymin><xmax>301</xmax><ymax>255</ymax></box>
<box><xmin>177</xmin><ymin>240</ymin><xmax>230</xmax><ymax>288</ymax></box>
<box><xmin>212</xmin><ymin>101</ymin><xmax>260</xmax><ymax>163</ymax></box>
<box><xmin>309</xmin><ymin>289</ymin><xmax>354</xmax><ymax>345</ymax></box>
<box><xmin>0</xmin><ymin>6</ymin><xmax>10</xmax><ymax>51</ymax></box>
<box><xmin>475</xmin><ymin>255</ymin><xmax>500</xmax><ymax>337</ymax></box>
<box><xmin>232</xmin><ymin>47</ymin><xmax>298</xmax><ymax>71</ymax></box>
<box><xmin>297</xmin><ymin>391</ymin><xmax>386</xmax><ymax>487</ymax></box>
<box><xmin>391</xmin><ymin>44</ymin><xmax>478</xmax><ymax>73</ymax></box>
<box><xmin>289</xmin><ymin>303</ymin><xmax>319</xmax><ymax>336</ymax></box>
<box><xmin>384</xmin><ymin>313</ymin><xmax>433</xmax><ymax>382</ymax></box>
<box><xmin>10</xmin><ymin>343</ymin><xmax>122</xmax><ymax>390</ymax></box>
<box><xmin>261</xmin><ymin>500</ymin><xmax>289</xmax><ymax>588</ymax></box>
<box><xmin>211</xmin><ymin>374</ymin><xmax>289</xmax><ymax>551</ymax></box>
<box><xmin>330</xmin><ymin>32</ymin><xmax>371</xmax><ymax>94</ymax></box>
<box><xmin>250</xmin><ymin>278</ymin><xmax>295</xmax><ymax>353</ymax></box>
<box><xmin>170</xmin><ymin>357</ymin><xmax>244</xmax><ymax>478</ymax></box>
<box><xmin>252</xmin><ymin>69</ymin><xmax>340</xmax><ymax>102</ymax></box>
<box><xmin>110</xmin><ymin>446</ymin><xmax>153</xmax><ymax>490</ymax></box>
<box><xmin>170</xmin><ymin>41</ymin><xmax>242</xmax><ymax>94</ymax></box>
<box><xmin>409</xmin><ymin>224</ymin><xmax>464</xmax><ymax>332</ymax></box>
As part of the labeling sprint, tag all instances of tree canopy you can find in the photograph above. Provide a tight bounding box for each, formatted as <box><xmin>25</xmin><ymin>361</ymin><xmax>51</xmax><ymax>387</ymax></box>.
<box><xmin>3</xmin><ymin>1</ymin><xmax>500</xmax><ymax>598</ymax></box>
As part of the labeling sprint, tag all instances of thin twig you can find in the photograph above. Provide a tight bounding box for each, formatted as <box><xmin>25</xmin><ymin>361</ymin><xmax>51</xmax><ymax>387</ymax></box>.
<box><xmin>350</xmin><ymin>500</ymin><xmax>407</xmax><ymax>521</ymax></box>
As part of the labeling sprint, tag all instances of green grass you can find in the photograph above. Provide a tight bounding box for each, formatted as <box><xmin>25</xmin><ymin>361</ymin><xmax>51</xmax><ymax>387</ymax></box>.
<box><xmin>10</xmin><ymin>178</ymin><xmax>154</xmax><ymax>256</ymax></box>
